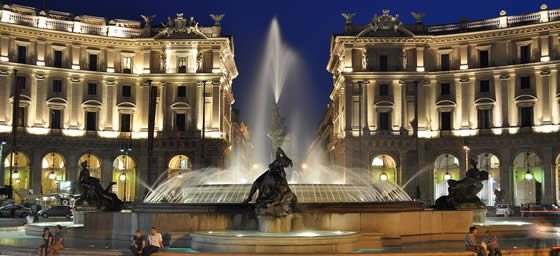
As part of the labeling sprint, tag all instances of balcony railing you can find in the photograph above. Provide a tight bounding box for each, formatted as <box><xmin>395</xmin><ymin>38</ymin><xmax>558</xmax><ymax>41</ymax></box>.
<box><xmin>427</xmin><ymin>8</ymin><xmax>560</xmax><ymax>33</ymax></box>
<box><xmin>0</xmin><ymin>9</ymin><xmax>142</xmax><ymax>38</ymax></box>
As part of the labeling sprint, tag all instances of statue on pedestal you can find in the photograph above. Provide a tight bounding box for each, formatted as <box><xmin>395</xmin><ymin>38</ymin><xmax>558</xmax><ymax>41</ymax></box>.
<box><xmin>243</xmin><ymin>148</ymin><xmax>298</xmax><ymax>217</ymax></box>
<box><xmin>75</xmin><ymin>161</ymin><xmax>122</xmax><ymax>211</ymax></box>
<box><xmin>434</xmin><ymin>157</ymin><xmax>489</xmax><ymax>210</ymax></box>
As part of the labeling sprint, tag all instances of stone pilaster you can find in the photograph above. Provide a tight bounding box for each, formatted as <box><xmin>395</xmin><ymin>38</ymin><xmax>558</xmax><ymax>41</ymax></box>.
<box><xmin>212</xmin><ymin>81</ymin><xmax>220</xmax><ymax>130</ymax></box>
<box><xmin>344</xmin><ymin>80</ymin><xmax>353</xmax><ymax>134</ymax></box>
<box><xmin>103</xmin><ymin>80</ymin><xmax>115</xmax><ymax>131</ymax></box>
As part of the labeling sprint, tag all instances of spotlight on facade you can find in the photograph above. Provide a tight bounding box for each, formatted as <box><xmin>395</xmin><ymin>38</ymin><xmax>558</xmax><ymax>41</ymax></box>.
<box><xmin>119</xmin><ymin>173</ymin><xmax>126</xmax><ymax>181</ymax></box>
<box><xmin>301</xmin><ymin>163</ymin><xmax>308</xmax><ymax>170</ymax></box>
<box><xmin>252</xmin><ymin>164</ymin><xmax>259</xmax><ymax>170</ymax></box>
<box><xmin>444</xmin><ymin>172</ymin><xmax>452</xmax><ymax>180</ymax></box>
<box><xmin>48</xmin><ymin>171</ymin><xmax>56</xmax><ymax>180</ymax></box>
<box><xmin>524</xmin><ymin>171</ymin><xmax>533</xmax><ymax>180</ymax></box>
<box><xmin>463</xmin><ymin>145</ymin><xmax>470</xmax><ymax>151</ymax></box>
<box><xmin>380</xmin><ymin>172</ymin><xmax>388</xmax><ymax>181</ymax></box>
<box><xmin>12</xmin><ymin>170</ymin><xmax>19</xmax><ymax>179</ymax></box>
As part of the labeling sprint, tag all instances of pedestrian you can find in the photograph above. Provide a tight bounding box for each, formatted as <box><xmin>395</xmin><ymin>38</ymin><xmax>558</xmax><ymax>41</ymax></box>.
<box><xmin>145</xmin><ymin>227</ymin><xmax>166</xmax><ymax>256</ymax></box>
<box><xmin>465</xmin><ymin>226</ymin><xmax>487</xmax><ymax>256</ymax></box>
<box><xmin>38</xmin><ymin>227</ymin><xmax>53</xmax><ymax>256</ymax></box>
<box><xmin>484</xmin><ymin>230</ymin><xmax>502</xmax><ymax>256</ymax></box>
<box><xmin>49</xmin><ymin>225</ymin><xmax>64</xmax><ymax>256</ymax></box>
<box><xmin>130</xmin><ymin>230</ymin><xmax>146</xmax><ymax>256</ymax></box>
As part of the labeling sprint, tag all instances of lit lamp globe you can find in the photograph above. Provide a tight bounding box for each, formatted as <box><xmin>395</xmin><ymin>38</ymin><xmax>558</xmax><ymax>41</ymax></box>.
<box><xmin>48</xmin><ymin>171</ymin><xmax>56</xmax><ymax>180</ymax></box>
<box><xmin>380</xmin><ymin>173</ymin><xmax>388</xmax><ymax>181</ymax></box>
<box><xmin>119</xmin><ymin>173</ymin><xmax>126</xmax><ymax>181</ymax></box>
<box><xmin>301</xmin><ymin>163</ymin><xmax>308</xmax><ymax>170</ymax></box>
<box><xmin>444</xmin><ymin>172</ymin><xmax>452</xmax><ymax>180</ymax></box>
<box><xmin>12</xmin><ymin>171</ymin><xmax>19</xmax><ymax>179</ymax></box>
<box><xmin>524</xmin><ymin>171</ymin><xmax>533</xmax><ymax>180</ymax></box>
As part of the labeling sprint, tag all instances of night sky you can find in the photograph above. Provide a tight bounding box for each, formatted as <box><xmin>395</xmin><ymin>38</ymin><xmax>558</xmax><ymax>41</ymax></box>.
<box><xmin>8</xmin><ymin>0</ymin><xmax>556</xmax><ymax>156</ymax></box>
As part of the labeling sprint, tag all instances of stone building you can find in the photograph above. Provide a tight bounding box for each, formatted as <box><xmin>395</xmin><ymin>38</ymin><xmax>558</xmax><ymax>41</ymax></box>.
<box><xmin>0</xmin><ymin>4</ymin><xmax>238</xmax><ymax>203</ymax></box>
<box><xmin>321</xmin><ymin>5</ymin><xmax>560</xmax><ymax>206</ymax></box>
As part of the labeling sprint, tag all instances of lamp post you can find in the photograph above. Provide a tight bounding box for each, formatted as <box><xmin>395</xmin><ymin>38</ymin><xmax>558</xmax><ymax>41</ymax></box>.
<box><xmin>463</xmin><ymin>145</ymin><xmax>470</xmax><ymax>173</ymax></box>
<box><xmin>0</xmin><ymin>136</ymin><xmax>6</xmax><ymax>187</ymax></box>
<box><xmin>120</xmin><ymin>141</ymin><xmax>132</xmax><ymax>202</ymax></box>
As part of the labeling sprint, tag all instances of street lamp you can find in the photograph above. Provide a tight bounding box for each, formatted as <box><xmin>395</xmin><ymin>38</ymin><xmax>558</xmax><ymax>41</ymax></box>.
<box><xmin>524</xmin><ymin>171</ymin><xmax>534</xmax><ymax>180</ymax></box>
<box><xmin>463</xmin><ymin>145</ymin><xmax>470</xmax><ymax>172</ymax></box>
<box><xmin>379</xmin><ymin>172</ymin><xmax>388</xmax><ymax>181</ymax></box>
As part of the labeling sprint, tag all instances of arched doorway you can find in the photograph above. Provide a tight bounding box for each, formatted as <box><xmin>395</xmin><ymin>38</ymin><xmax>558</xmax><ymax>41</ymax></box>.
<box><xmin>476</xmin><ymin>153</ymin><xmax>500</xmax><ymax>206</ymax></box>
<box><xmin>434</xmin><ymin>154</ymin><xmax>460</xmax><ymax>200</ymax></box>
<box><xmin>3</xmin><ymin>152</ymin><xmax>30</xmax><ymax>203</ymax></box>
<box><xmin>168</xmin><ymin>155</ymin><xmax>192</xmax><ymax>178</ymax></box>
<box><xmin>78</xmin><ymin>154</ymin><xmax>101</xmax><ymax>179</ymax></box>
<box><xmin>112</xmin><ymin>155</ymin><xmax>136</xmax><ymax>201</ymax></box>
<box><xmin>41</xmin><ymin>153</ymin><xmax>66</xmax><ymax>195</ymax></box>
<box><xmin>370</xmin><ymin>154</ymin><xmax>397</xmax><ymax>183</ymax></box>
<box><xmin>513</xmin><ymin>152</ymin><xmax>543</xmax><ymax>206</ymax></box>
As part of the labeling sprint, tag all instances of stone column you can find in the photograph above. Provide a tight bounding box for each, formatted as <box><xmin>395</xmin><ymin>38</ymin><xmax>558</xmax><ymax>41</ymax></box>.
<box><xmin>211</xmin><ymin>47</ymin><xmax>221</xmax><ymax>73</ymax></box>
<box><xmin>36</xmin><ymin>41</ymin><xmax>45</xmax><ymax>65</ymax></box>
<box><xmin>493</xmin><ymin>74</ymin><xmax>503</xmax><ymax>128</ymax></box>
<box><xmin>508</xmin><ymin>75</ymin><xmax>517</xmax><ymax>127</ymax></box>
<box><xmin>143</xmin><ymin>49</ymin><xmax>151</xmax><ymax>74</ymax></box>
<box><xmin>416</xmin><ymin>47</ymin><xmax>424</xmax><ymax>71</ymax></box>
<box><xmin>0</xmin><ymin>72</ymin><xmax>9</xmax><ymax>124</ymax></box>
<box><xmin>428</xmin><ymin>80</ymin><xmax>437</xmax><ymax>131</ymax></box>
<box><xmin>69</xmin><ymin>77</ymin><xmax>82</xmax><ymax>129</ymax></box>
<box><xmin>30</xmin><ymin>73</ymin><xmax>41</xmax><ymax>127</ymax></box>
<box><xmin>71</xmin><ymin>44</ymin><xmax>80</xmax><ymax>70</ymax></box>
<box><xmin>0</xmin><ymin>35</ymin><xmax>9</xmax><ymax>60</ymax></box>
<box><xmin>417</xmin><ymin>82</ymin><xmax>426</xmax><ymax>131</ymax></box>
<box><xmin>459</xmin><ymin>45</ymin><xmax>468</xmax><ymax>69</ymax></box>
<box><xmin>460</xmin><ymin>78</ymin><xmax>470</xmax><ymax>128</ymax></box>
<box><xmin>344</xmin><ymin>80</ymin><xmax>353</xmax><ymax>135</ymax></box>
<box><xmin>499</xmin><ymin>74</ymin><xmax>510</xmax><ymax>128</ymax></box>
<box><xmin>140</xmin><ymin>82</ymin><xmax>150</xmax><ymax>132</ymax></box>
<box><xmin>344</xmin><ymin>45</ymin><xmax>353</xmax><ymax>72</ymax></box>
<box><xmin>103</xmin><ymin>80</ymin><xmax>115</xmax><ymax>130</ymax></box>
<box><xmin>196</xmin><ymin>83</ymin><xmax>203</xmax><ymax>131</ymax></box>
<box><xmin>66</xmin><ymin>153</ymin><xmax>78</xmax><ymax>183</ymax></box>
<box><xmin>106</xmin><ymin>48</ymin><xmax>115</xmax><ymax>72</ymax></box>
<box><xmin>538</xmin><ymin>70</ymin><xmax>552</xmax><ymax>125</ymax></box>
<box><xmin>400</xmin><ymin>81</ymin><xmax>407</xmax><ymax>131</ymax></box>
<box><xmin>468</xmin><ymin>77</ymin><xmax>476</xmax><ymax>129</ymax></box>
<box><xmin>543</xmin><ymin>148</ymin><xmax>554</xmax><ymax>204</ymax></box>
<box><xmin>212</xmin><ymin>82</ymin><xmax>220</xmax><ymax>130</ymax></box>
<box><xmin>101</xmin><ymin>156</ymin><xmax>113</xmax><ymax>188</ymax></box>
<box><xmin>540</xmin><ymin>35</ymin><xmax>550</xmax><ymax>61</ymax></box>
<box><xmin>31</xmin><ymin>150</ymin><xmax>42</xmax><ymax>195</ymax></box>
<box><xmin>362</xmin><ymin>81</ymin><xmax>369</xmax><ymax>134</ymax></box>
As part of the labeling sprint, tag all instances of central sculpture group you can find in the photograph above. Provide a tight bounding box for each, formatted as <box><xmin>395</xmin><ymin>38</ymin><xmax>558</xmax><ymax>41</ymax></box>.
<box><xmin>243</xmin><ymin>147</ymin><xmax>298</xmax><ymax>217</ymax></box>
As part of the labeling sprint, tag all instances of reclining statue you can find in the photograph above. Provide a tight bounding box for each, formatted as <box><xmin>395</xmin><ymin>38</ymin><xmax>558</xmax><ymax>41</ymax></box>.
<box><xmin>243</xmin><ymin>148</ymin><xmax>298</xmax><ymax>217</ymax></box>
<box><xmin>434</xmin><ymin>157</ymin><xmax>489</xmax><ymax>210</ymax></box>
<box><xmin>75</xmin><ymin>161</ymin><xmax>122</xmax><ymax>211</ymax></box>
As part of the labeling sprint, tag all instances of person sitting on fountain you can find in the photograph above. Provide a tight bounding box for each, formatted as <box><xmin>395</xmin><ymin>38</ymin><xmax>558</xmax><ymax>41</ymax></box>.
<box><xmin>243</xmin><ymin>147</ymin><xmax>298</xmax><ymax>217</ymax></box>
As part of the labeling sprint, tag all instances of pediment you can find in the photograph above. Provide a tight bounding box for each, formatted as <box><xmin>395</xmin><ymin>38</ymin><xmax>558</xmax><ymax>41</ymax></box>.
<box><xmin>374</xmin><ymin>101</ymin><xmax>394</xmax><ymax>107</ymax></box>
<box><xmin>117</xmin><ymin>102</ymin><xmax>136</xmax><ymax>108</ymax></box>
<box><xmin>170</xmin><ymin>102</ymin><xmax>191</xmax><ymax>110</ymax></box>
<box><xmin>473</xmin><ymin>97</ymin><xmax>495</xmax><ymax>105</ymax></box>
<box><xmin>514</xmin><ymin>94</ymin><xmax>537</xmax><ymax>103</ymax></box>
<box><xmin>46</xmin><ymin>97</ymin><xmax>68</xmax><ymax>105</ymax></box>
<box><xmin>11</xmin><ymin>95</ymin><xmax>32</xmax><ymax>104</ymax></box>
<box><xmin>356</xmin><ymin>10</ymin><xmax>414</xmax><ymax>38</ymax></box>
<box><xmin>82</xmin><ymin>100</ymin><xmax>102</xmax><ymax>107</ymax></box>
<box><xmin>436</xmin><ymin>100</ymin><xmax>456</xmax><ymax>107</ymax></box>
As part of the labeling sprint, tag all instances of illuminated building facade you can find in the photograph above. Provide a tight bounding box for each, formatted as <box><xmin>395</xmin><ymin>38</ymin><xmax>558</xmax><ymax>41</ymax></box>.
<box><xmin>0</xmin><ymin>4</ymin><xmax>238</xmax><ymax>203</ymax></box>
<box><xmin>323</xmin><ymin>5</ymin><xmax>560</xmax><ymax>206</ymax></box>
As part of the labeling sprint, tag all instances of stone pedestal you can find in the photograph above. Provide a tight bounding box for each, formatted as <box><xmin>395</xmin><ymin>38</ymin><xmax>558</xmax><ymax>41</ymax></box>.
<box><xmin>456</xmin><ymin>204</ymin><xmax>486</xmax><ymax>223</ymax></box>
<box><xmin>73</xmin><ymin>207</ymin><xmax>97</xmax><ymax>224</ymax></box>
<box><xmin>257</xmin><ymin>215</ymin><xmax>293</xmax><ymax>233</ymax></box>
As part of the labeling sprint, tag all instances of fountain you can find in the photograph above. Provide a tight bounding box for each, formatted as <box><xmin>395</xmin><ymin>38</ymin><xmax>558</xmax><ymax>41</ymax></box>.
<box><xmin>80</xmin><ymin>18</ymin><xmax>473</xmax><ymax>254</ymax></box>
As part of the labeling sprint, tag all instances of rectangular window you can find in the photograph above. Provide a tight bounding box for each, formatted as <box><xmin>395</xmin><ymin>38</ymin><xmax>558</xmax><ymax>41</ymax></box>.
<box><xmin>88</xmin><ymin>54</ymin><xmax>97</xmax><ymax>71</ymax></box>
<box><xmin>54</xmin><ymin>50</ymin><xmax>63</xmax><ymax>68</ymax></box>
<box><xmin>17</xmin><ymin>76</ymin><xmax>26</xmax><ymax>90</ymax></box>
<box><xmin>478</xmin><ymin>109</ymin><xmax>490</xmax><ymax>129</ymax></box>
<box><xmin>17</xmin><ymin>107</ymin><xmax>25</xmax><ymax>127</ymax></box>
<box><xmin>441</xmin><ymin>54</ymin><xmax>450</xmax><ymax>71</ymax></box>
<box><xmin>520</xmin><ymin>45</ymin><xmax>530</xmax><ymax>64</ymax></box>
<box><xmin>520</xmin><ymin>76</ymin><xmax>531</xmax><ymax>89</ymax></box>
<box><xmin>86</xmin><ymin>112</ymin><xmax>97</xmax><ymax>131</ymax></box>
<box><xmin>378</xmin><ymin>112</ymin><xmax>390</xmax><ymax>131</ymax></box>
<box><xmin>17</xmin><ymin>46</ymin><xmax>26</xmax><ymax>64</ymax></box>
<box><xmin>520</xmin><ymin>107</ymin><xmax>533</xmax><ymax>127</ymax></box>
<box><xmin>379</xmin><ymin>84</ymin><xmax>389</xmax><ymax>97</ymax></box>
<box><xmin>441</xmin><ymin>112</ymin><xmax>452</xmax><ymax>131</ymax></box>
<box><xmin>50</xmin><ymin>109</ymin><xmax>61</xmax><ymax>129</ymax></box>
<box><xmin>178</xmin><ymin>57</ymin><xmax>187</xmax><ymax>73</ymax></box>
<box><xmin>176</xmin><ymin>113</ymin><xmax>186</xmax><ymax>131</ymax></box>
<box><xmin>441</xmin><ymin>83</ymin><xmax>450</xmax><ymax>95</ymax></box>
<box><xmin>479</xmin><ymin>50</ymin><xmax>489</xmax><ymax>68</ymax></box>
<box><xmin>53</xmin><ymin>80</ymin><xmax>62</xmax><ymax>93</ymax></box>
<box><xmin>379</xmin><ymin>55</ymin><xmax>388</xmax><ymax>71</ymax></box>
<box><xmin>88</xmin><ymin>83</ymin><xmax>97</xmax><ymax>95</ymax></box>
<box><xmin>120</xmin><ymin>114</ymin><xmax>131</xmax><ymax>132</ymax></box>
<box><xmin>123</xmin><ymin>57</ymin><xmax>132</xmax><ymax>74</ymax></box>
<box><xmin>479</xmin><ymin>80</ymin><xmax>490</xmax><ymax>93</ymax></box>
<box><xmin>177</xmin><ymin>86</ymin><xmax>186</xmax><ymax>97</ymax></box>
<box><xmin>122</xmin><ymin>85</ymin><xmax>131</xmax><ymax>97</ymax></box>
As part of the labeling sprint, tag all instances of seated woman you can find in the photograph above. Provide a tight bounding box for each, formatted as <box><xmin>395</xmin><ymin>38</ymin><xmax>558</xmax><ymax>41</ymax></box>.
<box><xmin>38</xmin><ymin>227</ymin><xmax>53</xmax><ymax>256</ymax></box>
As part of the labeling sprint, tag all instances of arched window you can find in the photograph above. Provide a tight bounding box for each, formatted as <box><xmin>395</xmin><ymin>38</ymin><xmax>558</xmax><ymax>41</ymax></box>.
<box><xmin>513</xmin><ymin>152</ymin><xmax>542</xmax><ymax>206</ymax></box>
<box><xmin>370</xmin><ymin>154</ymin><xmax>397</xmax><ymax>183</ymax></box>
<box><xmin>476</xmin><ymin>153</ymin><xmax>500</xmax><ymax>206</ymax></box>
<box><xmin>78</xmin><ymin>154</ymin><xmax>101</xmax><ymax>179</ymax></box>
<box><xmin>112</xmin><ymin>155</ymin><xmax>136</xmax><ymax>201</ymax></box>
<box><xmin>168</xmin><ymin>155</ymin><xmax>192</xmax><ymax>178</ymax></box>
<box><xmin>433</xmin><ymin>154</ymin><xmax>460</xmax><ymax>201</ymax></box>
<box><xmin>3</xmin><ymin>152</ymin><xmax>30</xmax><ymax>203</ymax></box>
<box><xmin>41</xmin><ymin>152</ymin><xmax>66</xmax><ymax>205</ymax></box>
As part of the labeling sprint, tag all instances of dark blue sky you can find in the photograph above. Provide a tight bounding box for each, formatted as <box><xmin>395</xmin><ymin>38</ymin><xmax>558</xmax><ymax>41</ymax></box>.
<box><xmin>9</xmin><ymin>0</ymin><xmax>555</xmax><ymax>137</ymax></box>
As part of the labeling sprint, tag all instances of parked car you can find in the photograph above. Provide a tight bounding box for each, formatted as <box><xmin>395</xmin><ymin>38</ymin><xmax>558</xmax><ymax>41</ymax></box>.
<box><xmin>38</xmin><ymin>205</ymin><xmax>73</xmax><ymax>218</ymax></box>
<box><xmin>0</xmin><ymin>204</ymin><xmax>32</xmax><ymax>218</ymax></box>
<box><xmin>495</xmin><ymin>204</ymin><xmax>513</xmax><ymax>216</ymax></box>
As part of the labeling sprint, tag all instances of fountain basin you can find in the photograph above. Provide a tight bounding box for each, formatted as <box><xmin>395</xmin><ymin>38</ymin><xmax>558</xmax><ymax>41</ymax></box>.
<box><xmin>190</xmin><ymin>230</ymin><xmax>360</xmax><ymax>253</ymax></box>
